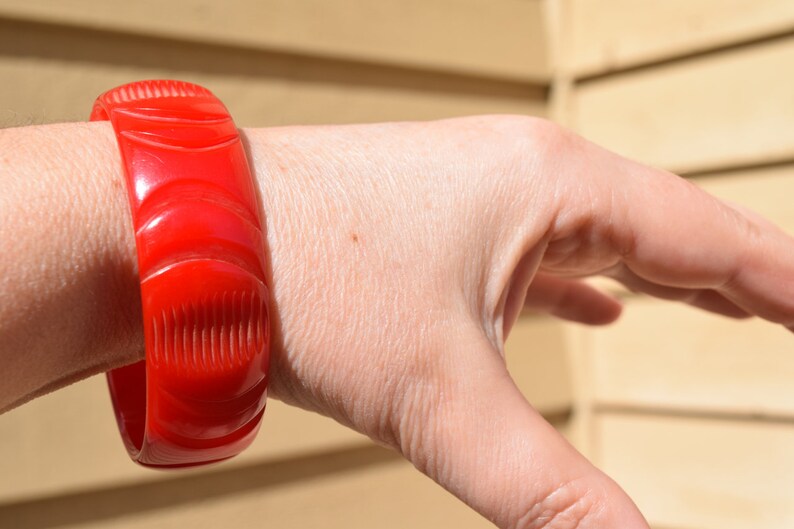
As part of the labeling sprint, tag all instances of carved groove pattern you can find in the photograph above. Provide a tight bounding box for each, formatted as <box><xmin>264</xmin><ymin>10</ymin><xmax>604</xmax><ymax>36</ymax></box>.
<box><xmin>134</xmin><ymin>180</ymin><xmax>260</xmax><ymax>243</ymax></box>
<box><xmin>114</xmin><ymin>107</ymin><xmax>233</xmax><ymax>125</ymax></box>
<box><xmin>119</xmin><ymin>129</ymin><xmax>240</xmax><ymax>153</ymax></box>
<box><xmin>150</xmin><ymin>290</ymin><xmax>266</xmax><ymax>373</ymax></box>
<box><xmin>117</xmin><ymin>86</ymin><xmax>265</xmax><ymax>283</ymax></box>
<box><xmin>108</xmin><ymin>80</ymin><xmax>212</xmax><ymax>104</ymax></box>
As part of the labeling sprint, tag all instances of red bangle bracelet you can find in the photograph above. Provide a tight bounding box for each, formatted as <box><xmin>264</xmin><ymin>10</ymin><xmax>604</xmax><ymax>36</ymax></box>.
<box><xmin>90</xmin><ymin>80</ymin><xmax>271</xmax><ymax>468</ymax></box>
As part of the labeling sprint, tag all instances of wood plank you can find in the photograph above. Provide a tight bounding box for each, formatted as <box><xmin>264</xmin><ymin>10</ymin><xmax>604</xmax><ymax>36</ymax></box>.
<box><xmin>591</xmin><ymin>297</ymin><xmax>794</xmax><ymax>417</ymax></box>
<box><xmin>596</xmin><ymin>413</ymin><xmax>794</xmax><ymax>529</ymax></box>
<box><xmin>0</xmin><ymin>0</ymin><xmax>550</xmax><ymax>83</ymax></box>
<box><xmin>0</xmin><ymin>19</ymin><xmax>545</xmax><ymax>129</ymax></box>
<box><xmin>574</xmin><ymin>37</ymin><xmax>794</xmax><ymax>174</ymax></box>
<box><xmin>0</xmin><ymin>446</ymin><xmax>492</xmax><ymax>528</ymax></box>
<box><xmin>570</xmin><ymin>0</ymin><xmax>794</xmax><ymax>76</ymax></box>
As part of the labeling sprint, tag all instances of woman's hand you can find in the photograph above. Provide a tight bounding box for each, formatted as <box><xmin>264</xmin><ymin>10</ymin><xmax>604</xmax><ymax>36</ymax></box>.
<box><xmin>244</xmin><ymin>116</ymin><xmax>794</xmax><ymax>528</ymax></box>
<box><xmin>3</xmin><ymin>115</ymin><xmax>794</xmax><ymax>528</ymax></box>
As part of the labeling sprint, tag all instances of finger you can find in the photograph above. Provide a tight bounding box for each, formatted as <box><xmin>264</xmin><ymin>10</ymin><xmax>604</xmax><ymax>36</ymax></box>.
<box><xmin>525</xmin><ymin>274</ymin><xmax>623</xmax><ymax>325</ymax></box>
<box><xmin>689</xmin><ymin>290</ymin><xmax>753</xmax><ymax>319</ymax></box>
<box><xmin>591</xmin><ymin>147</ymin><xmax>794</xmax><ymax>326</ymax></box>
<box><xmin>723</xmin><ymin>199</ymin><xmax>785</xmax><ymax>232</ymax></box>
<box><xmin>398</xmin><ymin>332</ymin><xmax>650</xmax><ymax>529</ymax></box>
<box><xmin>608</xmin><ymin>265</ymin><xmax>751</xmax><ymax>319</ymax></box>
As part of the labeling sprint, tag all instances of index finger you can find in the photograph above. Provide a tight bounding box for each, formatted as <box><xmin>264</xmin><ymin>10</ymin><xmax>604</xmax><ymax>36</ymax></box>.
<box><xmin>593</xmin><ymin>146</ymin><xmax>794</xmax><ymax>326</ymax></box>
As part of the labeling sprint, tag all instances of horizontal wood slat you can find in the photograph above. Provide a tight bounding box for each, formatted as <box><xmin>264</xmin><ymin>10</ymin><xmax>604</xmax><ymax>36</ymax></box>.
<box><xmin>0</xmin><ymin>315</ymin><xmax>570</xmax><ymax>504</ymax></box>
<box><xmin>574</xmin><ymin>37</ymin><xmax>794</xmax><ymax>174</ymax></box>
<box><xmin>569</xmin><ymin>0</ymin><xmax>794</xmax><ymax>76</ymax></box>
<box><xmin>591</xmin><ymin>298</ymin><xmax>794</xmax><ymax>417</ymax></box>
<box><xmin>0</xmin><ymin>19</ymin><xmax>545</xmax><ymax>128</ymax></box>
<box><xmin>596</xmin><ymin>413</ymin><xmax>794</xmax><ymax>529</ymax></box>
<box><xmin>0</xmin><ymin>446</ymin><xmax>492</xmax><ymax>528</ymax></box>
<box><xmin>0</xmin><ymin>0</ymin><xmax>550</xmax><ymax>83</ymax></box>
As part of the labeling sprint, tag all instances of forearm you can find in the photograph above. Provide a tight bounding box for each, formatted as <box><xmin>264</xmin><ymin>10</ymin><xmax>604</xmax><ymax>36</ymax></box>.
<box><xmin>0</xmin><ymin>122</ymin><xmax>142</xmax><ymax>411</ymax></box>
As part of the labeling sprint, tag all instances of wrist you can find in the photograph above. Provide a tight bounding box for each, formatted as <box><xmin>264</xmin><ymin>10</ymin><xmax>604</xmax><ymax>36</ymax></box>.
<box><xmin>0</xmin><ymin>121</ymin><xmax>142</xmax><ymax>411</ymax></box>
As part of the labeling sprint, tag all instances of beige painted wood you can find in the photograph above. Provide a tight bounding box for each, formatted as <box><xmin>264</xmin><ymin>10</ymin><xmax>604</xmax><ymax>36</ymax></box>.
<box><xmin>570</xmin><ymin>0</ymin><xmax>794</xmax><ymax>76</ymax></box>
<box><xmin>0</xmin><ymin>315</ymin><xmax>570</xmax><ymax>504</ymax></box>
<box><xmin>591</xmin><ymin>297</ymin><xmax>794</xmax><ymax>417</ymax></box>
<box><xmin>558</xmin><ymin>322</ymin><xmax>598</xmax><ymax>457</ymax></box>
<box><xmin>596</xmin><ymin>413</ymin><xmax>794</xmax><ymax>529</ymax></box>
<box><xmin>0</xmin><ymin>20</ymin><xmax>545</xmax><ymax>129</ymax></box>
<box><xmin>0</xmin><ymin>0</ymin><xmax>550</xmax><ymax>83</ymax></box>
<box><xmin>574</xmin><ymin>37</ymin><xmax>794</xmax><ymax>174</ymax></box>
<box><xmin>506</xmin><ymin>314</ymin><xmax>573</xmax><ymax>415</ymax></box>
<box><xmin>0</xmin><ymin>447</ymin><xmax>492</xmax><ymax>528</ymax></box>
<box><xmin>544</xmin><ymin>0</ymin><xmax>577</xmax><ymax>126</ymax></box>
<box><xmin>0</xmin><ymin>60</ymin><xmax>544</xmax><ymax>129</ymax></box>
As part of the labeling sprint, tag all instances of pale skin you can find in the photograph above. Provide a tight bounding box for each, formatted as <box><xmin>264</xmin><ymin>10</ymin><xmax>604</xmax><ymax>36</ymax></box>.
<box><xmin>2</xmin><ymin>116</ymin><xmax>793</xmax><ymax>528</ymax></box>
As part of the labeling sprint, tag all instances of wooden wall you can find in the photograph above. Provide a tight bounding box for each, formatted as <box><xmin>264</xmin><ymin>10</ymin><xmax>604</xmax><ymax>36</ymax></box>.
<box><xmin>0</xmin><ymin>2</ymin><xmax>561</xmax><ymax>528</ymax></box>
<box><xmin>3</xmin><ymin>1</ymin><xmax>794</xmax><ymax>527</ymax></box>
<box><xmin>0</xmin><ymin>0</ymin><xmax>548</xmax><ymax>127</ymax></box>
<box><xmin>557</xmin><ymin>1</ymin><xmax>794</xmax><ymax>528</ymax></box>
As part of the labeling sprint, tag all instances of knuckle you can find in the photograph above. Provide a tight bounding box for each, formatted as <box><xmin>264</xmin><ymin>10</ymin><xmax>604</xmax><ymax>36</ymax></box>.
<box><xmin>494</xmin><ymin>115</ymin><xmax>577</xmax><ymax>158</ymax></box>
<box><xmin>482</xmin><ymin>115</ymin><xmax>582</xmax><ymax>199</ymax></box>
<box><xmin>455</xmin><ymin>115</ymin><xmax>570</xmax><ymax>157</ymax></box>
<box><xmin>439</xmin><ymin>115</ymin><xmax>579</xmax><ymax>198</ymax></box>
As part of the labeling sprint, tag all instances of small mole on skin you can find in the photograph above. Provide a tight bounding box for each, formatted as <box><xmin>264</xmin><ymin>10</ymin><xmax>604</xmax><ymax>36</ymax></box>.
<box><xmin>351</xmin><ymin>233</ymin><xmax>359</xmax><ymax>243</ymax></box>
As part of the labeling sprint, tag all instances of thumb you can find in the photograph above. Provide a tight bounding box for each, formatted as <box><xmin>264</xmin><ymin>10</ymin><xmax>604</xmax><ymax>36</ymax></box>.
<box><xmin>397</xmin><ymin>334</ymin><xmax>649</xmax><ymax>529</ymax></box>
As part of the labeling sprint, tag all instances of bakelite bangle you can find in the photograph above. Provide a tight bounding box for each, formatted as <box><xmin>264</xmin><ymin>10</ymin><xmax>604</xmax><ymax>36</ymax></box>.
<box><xmin>90</xmin><ymin>80</ymin><xmax>271</xmax><ymax>468</ymax></box>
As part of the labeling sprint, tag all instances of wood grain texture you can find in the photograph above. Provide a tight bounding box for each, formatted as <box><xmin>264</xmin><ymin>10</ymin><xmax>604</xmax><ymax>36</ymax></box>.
<box><xmin>573</xmin><ymin>37</ymin><xmax>794</xmax><ymax>174</ymax></box>
<box><xmin>570</xmin><ymin>0</ymin><xmax>794</xmax><ymax>76</ymax></box>
<box><xmin>595</xmin><ymin>413</ymin><xmax>794</xmax><ymax>529</ymax></box>
<box><xmin>0</xmin><ymin>0</ymin><xmax>550</xmax><ymax>83</ymax></box>
<box><xmin>0</xmin><ymin>19</ymin><xmax>546</xmax><ymax>128</ymax></box>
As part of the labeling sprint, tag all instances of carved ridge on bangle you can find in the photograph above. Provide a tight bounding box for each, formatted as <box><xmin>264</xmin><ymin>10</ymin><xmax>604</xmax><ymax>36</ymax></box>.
<box><xmin>150</xmin><ymin>289</ymin><xmax>265</xmax><ymax>373</ymax></box>
<box><xmin>119</xmin><ymin>129</ymin><xmax>240</xmax><ymax>153</ymax></box>
<box><xmin>113</xmin><ymin>107</ymin><xmax>233</xmax><ymax>125</ymax></box>
<box><xmin>106</xmin><ymin>80</ymin><xmax>213</xmax><ymax>104</ymax></box>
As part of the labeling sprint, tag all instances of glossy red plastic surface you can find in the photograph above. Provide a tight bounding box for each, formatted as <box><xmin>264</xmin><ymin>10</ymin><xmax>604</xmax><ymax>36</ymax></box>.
<box><xmin>90</xmin><ymin>80</ymin><xmax>270</xmax><ymax>468</ymax></box>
